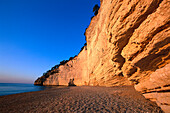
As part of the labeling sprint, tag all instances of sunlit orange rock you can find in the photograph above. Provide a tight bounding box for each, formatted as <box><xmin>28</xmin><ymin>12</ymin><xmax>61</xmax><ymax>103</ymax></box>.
<box><xmin>35</xmin><ymin>0</ymin><xmax>170</xmax><ymax>112</ymax></box>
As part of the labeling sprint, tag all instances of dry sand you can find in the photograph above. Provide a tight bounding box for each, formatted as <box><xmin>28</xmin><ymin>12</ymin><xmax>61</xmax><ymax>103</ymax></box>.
<box><xmin>0</xmin><ymin>86</ymin><xmax>163</xmax><ymax>113</ymax></box>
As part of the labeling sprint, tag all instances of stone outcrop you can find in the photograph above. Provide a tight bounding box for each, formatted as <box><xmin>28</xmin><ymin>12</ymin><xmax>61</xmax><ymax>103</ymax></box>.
<box><xmin>135</xmin><ymin>63</ymin><xmax>170</xmax><ymax>113</ymax></box>
<box><xmin>35</xmin><ymin>0</ymin><xmax>170</xmax><ymax>112</ymax></box>
<box><xmin>40</xmin><ymin>47</ymin><xmax>88</xmax><ymax>86</ymax></box>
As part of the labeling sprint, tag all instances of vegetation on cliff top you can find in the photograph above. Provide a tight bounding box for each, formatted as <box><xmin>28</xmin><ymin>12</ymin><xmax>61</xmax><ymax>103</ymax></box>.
<box><xmin>91</xmin><ymin>4</ymin><xmax>100</xmax><ymax>20</ymax></box>
<box><xmin>35</xmin><ymin>4</ymin><xmax>100</xmax><ymax>85</ymax></box>
<box><xmin>93</xmin><ymin>4</ymin><xmax>100</xmax><ymax>16</ymax></box>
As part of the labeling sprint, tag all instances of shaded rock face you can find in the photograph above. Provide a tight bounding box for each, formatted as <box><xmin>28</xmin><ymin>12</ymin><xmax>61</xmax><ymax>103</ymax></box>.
<box><xmin>35</xmin><ymin>0</ymin><xmax>169</xmax><ymax>112</ymax></box>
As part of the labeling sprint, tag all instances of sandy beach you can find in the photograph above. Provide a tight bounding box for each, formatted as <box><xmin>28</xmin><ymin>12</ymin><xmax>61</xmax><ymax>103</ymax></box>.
<box><xmin>0</xmin><ymin>86</ymin><xmax>163</xmax><ymax>113</ymax></box>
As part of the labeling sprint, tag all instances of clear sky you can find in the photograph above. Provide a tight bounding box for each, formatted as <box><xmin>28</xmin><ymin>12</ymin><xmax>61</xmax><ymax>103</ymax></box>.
<box><xmin>0</xmin><ymin>0</ymin><xmax>100</xmax><ymax>83</ymax></box>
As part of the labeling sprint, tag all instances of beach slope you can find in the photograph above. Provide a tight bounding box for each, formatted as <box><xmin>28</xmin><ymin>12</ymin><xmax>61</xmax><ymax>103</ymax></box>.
<box><xmin>0</xmin><ymin>86</ymin><xmax>163</xmax><ymax>113</ymax></box>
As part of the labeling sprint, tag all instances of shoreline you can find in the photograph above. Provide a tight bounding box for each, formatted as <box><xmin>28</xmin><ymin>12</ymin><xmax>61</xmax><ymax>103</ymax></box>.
<box><xmin>0</xmin><ymin>83</ymin><xmax>67</xmax><ymax>97</ymax></box>
<box><xmin>0</xmin><ymin>86</ymin><xmax>163</xmax><ymax>113</ymax></box>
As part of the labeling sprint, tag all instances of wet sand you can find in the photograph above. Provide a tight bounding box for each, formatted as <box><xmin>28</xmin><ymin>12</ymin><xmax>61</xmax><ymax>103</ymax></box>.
<box><xmin>0</xmin><ymin>86</ymin><xmax>163</xmax><ymax>113</ymax></box>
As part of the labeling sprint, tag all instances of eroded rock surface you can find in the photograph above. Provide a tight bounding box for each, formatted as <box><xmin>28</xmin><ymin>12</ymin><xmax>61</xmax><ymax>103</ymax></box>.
<box><xmin>135</xmin><ymin>64</ymin><xmax>170</xmax><ymax>113</ymax></box>
<box><xmin>35</xmin><ymin>0</ymin><xmax>170</xmax><ymax>112</ymax></box>
<box><xmin>86</xmin><ymin>0</ymin><xmax>170</xmax><ymax>86</ymax></box>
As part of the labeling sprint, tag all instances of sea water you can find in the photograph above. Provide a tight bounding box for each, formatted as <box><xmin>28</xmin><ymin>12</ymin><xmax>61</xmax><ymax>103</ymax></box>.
<box><xmin>0</xmin><ymin>83</ymin><xmax>46</xmax><ymax>96</ymax></box>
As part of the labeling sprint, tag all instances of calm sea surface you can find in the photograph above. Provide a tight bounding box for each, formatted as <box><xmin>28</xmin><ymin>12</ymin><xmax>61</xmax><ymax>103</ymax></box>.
<box><xmin>0</xmin><ymin>83</ymin><xmax>46</xmax><ymax>96</ymax></box>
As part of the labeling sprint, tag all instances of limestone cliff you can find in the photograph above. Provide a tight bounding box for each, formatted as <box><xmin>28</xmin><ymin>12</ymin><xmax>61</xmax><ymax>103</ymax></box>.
<box><xmin>35</xmin><ymin>0</ymin><xmax>170</xmax><ymax>112</ymax></box>
<box><xmin>34</xmin><ymin>47</ymin><xmax>88</xmax><ymax>86</ymax></box>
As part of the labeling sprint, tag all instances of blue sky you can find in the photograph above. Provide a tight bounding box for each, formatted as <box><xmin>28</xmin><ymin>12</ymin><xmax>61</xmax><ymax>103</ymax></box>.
<box><xmin>0</xmin><ymin>0</ymin><xmax>100</xmax><ymax>83</ymax></box>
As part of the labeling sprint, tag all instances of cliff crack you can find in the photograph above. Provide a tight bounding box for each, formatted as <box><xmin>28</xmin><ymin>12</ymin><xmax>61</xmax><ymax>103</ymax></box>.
<box><xmin>120</xmin><ymin>1</ymin><xmax>139</xmax><ymax>22</ymax></box>
<box><xmin>142</xmin><ymin>89</ymin><xmax>170</xmax><ymax>94</ymax></box>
